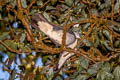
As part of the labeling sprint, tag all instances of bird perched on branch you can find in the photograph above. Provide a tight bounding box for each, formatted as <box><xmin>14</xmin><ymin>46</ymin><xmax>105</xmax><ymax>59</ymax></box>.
<box><xmin>31</xmin><ymin>13</ymin><xmax>78</xmax><ymax>70</ymax></box>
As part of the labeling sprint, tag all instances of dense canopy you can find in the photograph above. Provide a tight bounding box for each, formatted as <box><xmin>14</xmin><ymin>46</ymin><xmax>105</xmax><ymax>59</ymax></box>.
<box><xmin>0</xmin><ymin>0</ymin><xmax>120</xmax><ymax>80</ymax></box>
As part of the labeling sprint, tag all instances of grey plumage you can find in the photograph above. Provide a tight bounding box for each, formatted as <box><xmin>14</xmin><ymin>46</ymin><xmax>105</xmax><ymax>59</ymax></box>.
<box><xmin>31</xmin><ymin>13</ymin><xmax>77</xmax><ymax>70</ymax></box>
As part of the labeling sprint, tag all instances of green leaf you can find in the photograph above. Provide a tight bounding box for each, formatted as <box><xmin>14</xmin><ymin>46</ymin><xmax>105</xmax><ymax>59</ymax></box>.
<box><xmin>51</xmin><ymin>0</ymin><xmax>57</xmax><ymax>5</ymax></box>
<box><xmin>99</xmin><ymin>4</ymin><xmax>105</xmax><ymax>10</ymax></box>
<box><xmin>9</xmin><ymin>14</ymin><xmax>14</xmax><ymax>22</ymax></box>
<box><xmin>88</xmin><ymin>62</ymin><xmax>103</xmax><ymax>75</ymax></box>
<box><xmin>104</xmin><ymin>0</ymin><xmax>111</xmax><ymax>7</ymax></box>
<box><xmin>73</xmin><ymin>26</ymin><xmax>80</xmax><ymax>32</ymax></box>
<box><xmin>82</xmin><ymin>40</ymin><xmax>92</xmax><ymax>47</ymax></box>
<box><xmin>21</xmin><ymin>45</ymin><xmax>31</xmax><ymax>52</ymax></box>
<box><xmin>79</xmin><ymin>56</ymin><xmax>89</xmax><ymax>69</ymax></box>
<box><xmin>4</xmin><ymin>40</ymin><xmax>17</xmax><ymax>50</ymax></box>
<box><xmin>83</xmin><ymin>23</ymin><xmax>91</xmax><ymax>31</ymax></box>
<box><xmin>114</xmin><ymin>40</ymin><xmax>120</xmax><ymax>47</ymax></box>
<box><xmin>101</xmin><ymin>62</ymin><xmax>111</xmax><ymax>72</ymax></box>
<box><xmin>21</xmin><ymin>0</ymin><xmax>27</xmax><ymax>8</ymax></box>
<box><xmin>75</xmin><ymin>74</ymin><xmax>89</xmax><ymax>80</ymax></box>
<box><xmin>113</xmin><ymin>66</ymin><xmax>120</xmax><ymax>80</ymax></box>
<box><xmin>0</xmin><ymin>13</ymin><xmax>2</xmax><ymax>20</ymax></box>
<box><xmin>88</xmin><ymin>68</ymin><xmax>97</xmax><ymax>75</ymax></box>
<box><xmin>97</xmin><ymin>70</ymin><xmax>113</xmax><ymax>80</ymax></box>
<box><xmin>103</xmin><ymin>29</ymin><xmax>112</xmax><ymax>42</ymax></box>
<box><xmin>93</xmin><ymin>62</ymin><xmax>103</xmax><ymax>70</ymax></box>
<box><xmin>18</xmin><ymin>43</ymin><xmax>24</xmax><ymax>49</ymax></box>
<box><xmin>103</xmin><ymin>40</ymin><xmax>114</xmax><ymax>51</ymax></box>
<box><xmin>0</xmin><ymin>6</ymin><xmax>2</xmax><ymax>12</ymax></box>
<box><xmin>48</xmin><ymin>67</ymin><xmax>54</xmax><ymax>80</ymax></box>
<box><xmin>18</xmin><ymin>43</ymin><xmax>31</xmax><ymax>52</ymax></box>
<box><xmin>114</xmin><ymin>1</ymin><xmax>120</xmax><ymax>14</ymax></box>
<box><xmin>74</xmin><ymin>60</ymin><xmax>80</xmax><ymax>70</ymax></box>
<box><xmin>35</xmin><ymin>74</ymin><xmax>47</xmax><ymax>80</ymax></box>
<box><xmin>36</xmin><ymin>0</ymin><xmax>43</xmax><ymax>6</ymax></box>
<box><xmin>10</xmin><ymin>0</ymin><xmax>17</xmax><ymax>8</ymax></box>
<box><xmin>94</xmin><ymin>28</ymin><xmax>100</xmax><ymax>47</ymax></box>
<box><xmin>7</xmin><ymin>51</ymin><xmax>16</xmax><ymax>59</ymax></box>
<box><xmin>61</xmin><ymin>4</ymin><xmax>69</xmax><ymax>12</ymax></box>
<box><xmin>20</xmin><ymin>33</ymin><xmax>26</xmax><ymax>43</ymax></box>
<box><xmin>43</xmin><ymin>12</ymin><xmax>52</xmax><ymax>22</ymax></box>
<box><xmin>0</xmin><ymin>32</ymin><xmax>9</xmax><ymax>40</ymax></box>
<box><xmin>0</xmin><ymin>44</ymin><xmax>6</xmax><ymax>51</ymax></box>
<box><xmin>42</xmin><ymin>56</ymin><xmax>48</xmax><ymax>63</ymax></box>
<box><xmin>65</xmin><ymin>0</ymin><xmax>73</xmax><ymax>6</ymax></box>
<box><xmin>46</xmin><ymin>6</ymin><xmax>56</xmax><ymax>11</ymax></box>
<box><xmin>112</xmin><ymin>25</ymin><xmax>120</xmax><ymax>33</ymax></box>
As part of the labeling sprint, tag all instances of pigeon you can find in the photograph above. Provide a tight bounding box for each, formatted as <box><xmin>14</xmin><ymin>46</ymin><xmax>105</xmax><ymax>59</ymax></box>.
<box><xmin>31</xmin><ymin>13</ymin><xmax>78</xmax><ymax>70</ymax></box>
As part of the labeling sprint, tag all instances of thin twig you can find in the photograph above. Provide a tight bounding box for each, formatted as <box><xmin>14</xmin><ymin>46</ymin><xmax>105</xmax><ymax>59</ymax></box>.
<box><xmin>111</xmin><ymin>0</ymin><xmax>114</xmax><ymax>21</ymax></box>
<box><xmin>0</xmin><ymin>40</ymin><xmax>21</xmax><ymax>54</ymax></box>
<box><xmin>61</xmin><ymin>8</ymin><xmax>71</xmax><ymax>49</ymax></box>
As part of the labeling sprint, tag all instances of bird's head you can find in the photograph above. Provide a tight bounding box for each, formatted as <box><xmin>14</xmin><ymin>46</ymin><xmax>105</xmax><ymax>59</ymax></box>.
<box><xmin>31</xmin><ymin>13</ymin><xmax>53</xmax><ymax>33</ymax></box>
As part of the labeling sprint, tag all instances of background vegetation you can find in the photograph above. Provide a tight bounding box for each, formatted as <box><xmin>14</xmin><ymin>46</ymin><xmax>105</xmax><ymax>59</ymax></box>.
<box><xmin>0</xmin><ymin>0</ymin><xmax>120</xmax><ymax>80</ymax></box>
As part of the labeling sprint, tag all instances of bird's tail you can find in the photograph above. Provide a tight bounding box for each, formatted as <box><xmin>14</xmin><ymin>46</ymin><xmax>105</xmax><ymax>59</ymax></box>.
<box><xmin>56</xmin><ymin>51</ymin><xmax>75</xmax><ymax>70</ymax></box>
<box><xmin>56</xmin><ymin>39</ymin><xmax>77</xmax><ymax>70</ymax></box>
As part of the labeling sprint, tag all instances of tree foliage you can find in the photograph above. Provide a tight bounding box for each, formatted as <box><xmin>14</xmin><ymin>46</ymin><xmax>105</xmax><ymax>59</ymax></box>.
<box><xmin>0</xmin><ymin>0</ymin><xmax>120</xmax><ymax>80</ymax></box>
